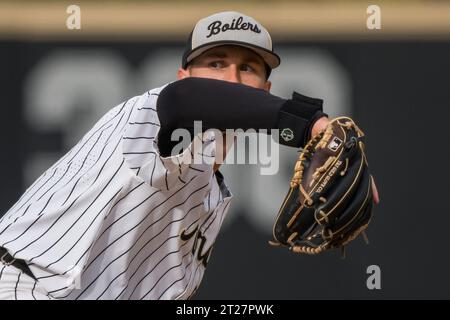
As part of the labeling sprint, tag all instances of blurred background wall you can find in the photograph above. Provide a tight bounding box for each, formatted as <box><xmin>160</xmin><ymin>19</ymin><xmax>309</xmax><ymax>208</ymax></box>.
<box><xmin>1</xmin><ymin>0</ymin><xmax>450</xmax><ymax>299</ymax></box>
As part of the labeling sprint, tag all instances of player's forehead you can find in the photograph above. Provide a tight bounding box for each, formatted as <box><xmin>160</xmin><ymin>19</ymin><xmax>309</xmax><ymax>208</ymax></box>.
<box><xmin>197</xmin><ymin>45</ymin><xmax>265</xmax><ymax>65</ymax></box>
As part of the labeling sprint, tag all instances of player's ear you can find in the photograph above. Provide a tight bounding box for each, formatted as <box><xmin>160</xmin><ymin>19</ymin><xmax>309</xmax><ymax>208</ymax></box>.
<box><xmin>263</xmin><ymin>80</ymin><xmax>272</xmax><ymax>92</ymax></box>
<box><xmin>177</xmin><ymin>68</ymin><xmax>190</xmax><ymax>80</ymax></box>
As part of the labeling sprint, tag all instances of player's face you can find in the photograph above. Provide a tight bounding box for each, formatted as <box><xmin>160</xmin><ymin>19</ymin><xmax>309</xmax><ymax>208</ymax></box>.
<box><xmin>178</xmin><ymin>45</ymin><xmax>271</xmax><ymax>91</ymax></box>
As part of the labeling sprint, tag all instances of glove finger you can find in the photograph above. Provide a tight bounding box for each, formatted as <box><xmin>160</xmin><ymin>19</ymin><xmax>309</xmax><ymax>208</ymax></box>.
<box><xmin>314</xmin><ymin>143</ymin><xmax>368</xmax><ymax>225</ymax></box>
<box><xmin>329</xmin><ymin>195</ymin><xmax>373</xmax><ymax>248</ymax></box>
<box><xmin>327</xmin><ymin>170</ymin><xmax>373</xmax><ymax>242</ymax></box>
<box><xmin>294</xmin><ymin>170</ymin><xmax>372</xmax><ymax>250</ymax></box>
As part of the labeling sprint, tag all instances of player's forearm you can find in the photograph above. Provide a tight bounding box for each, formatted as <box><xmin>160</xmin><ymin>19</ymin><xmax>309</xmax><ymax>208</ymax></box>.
<box><xmin>156</xmin><ymin>77</ymin><xmax>326</xmax><ymax>154</ymax></box>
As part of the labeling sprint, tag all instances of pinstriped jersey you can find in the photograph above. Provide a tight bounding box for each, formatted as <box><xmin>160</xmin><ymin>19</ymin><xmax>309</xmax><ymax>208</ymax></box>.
<box><xmin>0</xmin><ymin>83</ymin><xmax>232</xmax><ymax>300</ymax></box>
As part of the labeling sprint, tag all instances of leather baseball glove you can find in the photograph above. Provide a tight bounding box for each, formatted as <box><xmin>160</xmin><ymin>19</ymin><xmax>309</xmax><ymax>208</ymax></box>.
<box><xmin>270</xmin><ymin>117</ymin><xmax>374</xmax><ymax>256</ymax></box>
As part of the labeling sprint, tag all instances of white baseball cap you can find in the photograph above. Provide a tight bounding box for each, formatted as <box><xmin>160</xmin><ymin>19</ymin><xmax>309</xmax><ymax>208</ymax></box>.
<box><xmin>182</xmin><ymin>11</ymin><xmax>281</xmax><ymax>71</ymax></box>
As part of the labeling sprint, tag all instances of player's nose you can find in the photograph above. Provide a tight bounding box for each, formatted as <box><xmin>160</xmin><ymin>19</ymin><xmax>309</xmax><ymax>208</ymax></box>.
<box><xmin>224</xmin><ymin>64</ymin><xmax>241</xmax><ymax>84</ymax></box>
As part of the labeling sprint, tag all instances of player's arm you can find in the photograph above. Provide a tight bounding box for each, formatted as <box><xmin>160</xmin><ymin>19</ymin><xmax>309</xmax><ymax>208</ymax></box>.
<box><xmin>156</xmin><ymin>77</ymin><xmax>326</xmax><ymax>156</ymax></box>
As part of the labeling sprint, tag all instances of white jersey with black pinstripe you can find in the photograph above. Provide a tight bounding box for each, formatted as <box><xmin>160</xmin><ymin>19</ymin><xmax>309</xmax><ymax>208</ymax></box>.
<box><xmin>0</xmin><ymin>84</ymin><xmax>232</xmax><ymax>300</ymax></box>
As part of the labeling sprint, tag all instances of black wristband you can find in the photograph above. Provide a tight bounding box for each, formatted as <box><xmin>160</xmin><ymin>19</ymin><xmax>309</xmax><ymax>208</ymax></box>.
<box><xmin>277</xmin><ymin>92</ymin><xmax>326</xmax><ymax>147</ymax></box>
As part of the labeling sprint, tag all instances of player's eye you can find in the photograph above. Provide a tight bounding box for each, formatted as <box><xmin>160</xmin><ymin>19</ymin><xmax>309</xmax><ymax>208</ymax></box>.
<box><xmin>240</xmin><ymin>64</ymin><xmax>255</xmax><ymax>72</ymax></box>
<box><xmin>209</xmin><ymin>61</ymin><xmax>224</xmax><ymax>69</ymax></box>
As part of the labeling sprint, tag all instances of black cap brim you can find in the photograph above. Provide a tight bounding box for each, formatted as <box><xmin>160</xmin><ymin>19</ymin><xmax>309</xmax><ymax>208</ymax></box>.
<box><xmin>182</xmin><ymin>40</ymin><xmax>280</xmax><ymax>70</ymax></box>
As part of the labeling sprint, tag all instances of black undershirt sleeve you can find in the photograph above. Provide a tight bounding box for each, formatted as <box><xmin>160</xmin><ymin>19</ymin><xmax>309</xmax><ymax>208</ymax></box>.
<box><xmin>156</xmin><ymin>77</ymin><xmax>326</xmax><ymax>157</ymax></box>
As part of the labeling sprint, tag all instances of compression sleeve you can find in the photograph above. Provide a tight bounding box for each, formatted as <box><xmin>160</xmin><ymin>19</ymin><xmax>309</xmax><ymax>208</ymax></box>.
<box><xmin>156</xmin><ymin>77</ymin><xmax>326</xmax><ymax>156</ymax></box>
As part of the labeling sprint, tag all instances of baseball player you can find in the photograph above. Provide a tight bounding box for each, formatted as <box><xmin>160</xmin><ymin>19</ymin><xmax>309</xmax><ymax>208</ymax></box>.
<box><xmin>0</xmin><ymin>11</ymin><xmax>379</xmax><ymax>300</ymax></box>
